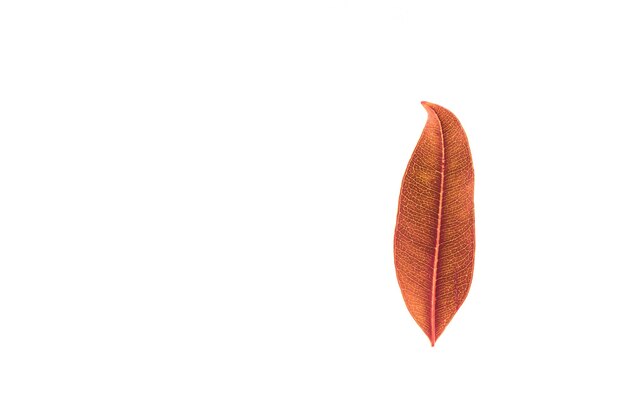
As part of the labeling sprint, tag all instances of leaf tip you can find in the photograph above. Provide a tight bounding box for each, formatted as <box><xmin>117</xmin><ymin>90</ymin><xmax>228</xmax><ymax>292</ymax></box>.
<box><xmin>420</xmin><ymin>101</ymin><xmax>440</xmax><ymax>118</ymax></box>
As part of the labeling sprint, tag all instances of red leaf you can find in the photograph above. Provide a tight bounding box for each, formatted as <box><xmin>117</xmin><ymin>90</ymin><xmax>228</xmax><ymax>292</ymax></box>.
<box><xmin>394</xmin><ymin>102</ymin><xmax>475</xmax><ymax>346</ymax></box>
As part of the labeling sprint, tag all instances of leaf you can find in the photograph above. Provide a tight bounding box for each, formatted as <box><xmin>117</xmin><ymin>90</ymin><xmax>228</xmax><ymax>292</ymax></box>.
<box><xmin>394</xmin><ymin>102</ymin><xmax>475</xmax><ymax>346</ymax></box>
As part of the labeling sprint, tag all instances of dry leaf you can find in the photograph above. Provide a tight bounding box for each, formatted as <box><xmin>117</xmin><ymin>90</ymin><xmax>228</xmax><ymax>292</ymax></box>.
<box><xmin>394</xmin><ymin>102</ymin><xmax>475</xmax><ymax>346</ymax></box>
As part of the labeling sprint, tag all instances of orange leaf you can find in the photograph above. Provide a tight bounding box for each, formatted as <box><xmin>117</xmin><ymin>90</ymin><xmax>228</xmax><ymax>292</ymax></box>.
<box><xmin>394</xmin><ymin>102</ymin><xmax>475</xmax><ymax>346</ymax></box>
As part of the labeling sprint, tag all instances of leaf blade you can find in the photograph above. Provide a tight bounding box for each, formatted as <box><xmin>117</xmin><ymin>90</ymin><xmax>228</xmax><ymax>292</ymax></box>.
<box><xmin>394</xmin><ymin>102</ymin><xmax>475</xmax><ymax>346</ymax></box>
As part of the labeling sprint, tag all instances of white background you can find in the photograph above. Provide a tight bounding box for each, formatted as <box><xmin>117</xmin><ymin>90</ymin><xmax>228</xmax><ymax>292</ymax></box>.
<box><xmin>1</xmin><ymin>1</ymin><xmax>625</xmax><ymax>416</ymax></box>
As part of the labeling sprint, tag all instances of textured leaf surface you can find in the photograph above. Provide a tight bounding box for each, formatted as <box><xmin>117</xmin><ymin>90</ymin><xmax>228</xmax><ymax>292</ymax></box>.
<box><xmin>394</xmin><ymin>102</ymin><xmax>475</xmax><ymax>346</ymax></box>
